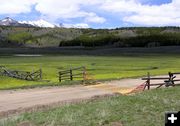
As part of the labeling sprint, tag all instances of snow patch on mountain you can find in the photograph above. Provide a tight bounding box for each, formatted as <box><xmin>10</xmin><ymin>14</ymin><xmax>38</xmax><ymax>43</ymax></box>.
<box><xmin>63</xmin><ymin>23</ymin><xmax>89</xmax><ymax>28</ymax></box>
<box><xmin>19</xmin><ymin>19</ymin><xmax>55</xmax><ymax>28</ymax></box>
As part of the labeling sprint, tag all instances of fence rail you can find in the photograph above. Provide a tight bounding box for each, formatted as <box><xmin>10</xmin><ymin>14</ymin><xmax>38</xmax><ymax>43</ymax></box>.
<box><xmin>142</xmin><ymin>72</ymin><xmax>180</xmax><ymax>90</ymax></box>
<box><xmin>0</xmin><ymin>66</ymin><xmax>42</xmax><ymax>81</ymax></box>
<box><xmin>58</xmin><ymin>66</ymin><xmax>86</xmax><ymax>82</ymax></box>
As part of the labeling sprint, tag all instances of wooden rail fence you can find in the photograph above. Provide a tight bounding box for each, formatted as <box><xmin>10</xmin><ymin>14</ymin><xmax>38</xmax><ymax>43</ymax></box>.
<box><xmin>59</xmin><ymin>66</ymin><xmax>86</xmax><ymax>82</ymax></box>
<box><xmin>0</xmin><ymin>66</ymin><xmax>42</xmax><ymax>81</ymax></box>
<box><xmin>142</xmin><ymin>72</ymin><xmax>180</xmax><ymax>90</ymax></box>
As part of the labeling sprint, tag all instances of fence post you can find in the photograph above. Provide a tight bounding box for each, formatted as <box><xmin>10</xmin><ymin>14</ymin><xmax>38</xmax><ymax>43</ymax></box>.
<box><xmin>40</xmin><ymin>68</ymin><xmax>42</xmax><ymax>80</ymax></box>
<box><xmin>59</xmin><ymin>72</ymin><xmax>62</xmax><ymax>82</ymax></box>
<box><xmin>70</xmin><ymin>69</ymin><xmax>73</xmax><ymax>81</ymax></box>
<box><xmin>168</xmin><ymin>72</ymin><xmax>172</xmax><ymax>79</ymax></box>
<box><xmin>147</xmin><ymin>72</ymin><xmax>150</xmax><ymax>90</ymax></box>
<box><xmin>82</xmin><ymin>66</ymin><xmax>87</xmax><ymax>83</ymax></box>
<box><xmin>168</xmin><ymin>72</ymin><xmax>174</xmax><ymax>86</ymax></box>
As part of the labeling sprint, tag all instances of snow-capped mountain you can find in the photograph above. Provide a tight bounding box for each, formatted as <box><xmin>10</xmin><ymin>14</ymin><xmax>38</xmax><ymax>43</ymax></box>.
<box><xmin>0</xmin><ymin>17</ymin><xmax>32</xmax><ymax>27</ymax></box>
<box><xmin>19</xmin><ymin>19</ymin><xmax>56</xmax><ymax>28</ymax></box>
<box><xmin>0</xmin><ymin>17</ymin><xmax>56</xmax><ymax>28</ymax></box>
<box><xmin>0</xmin><ymin>17</ymin><xmax>88</xmax><ymax>28</ymax></box>
<box><xmin>0</xmin><ymin>17</ymin><xmax>18</xmax><ymax>25</ymax></box>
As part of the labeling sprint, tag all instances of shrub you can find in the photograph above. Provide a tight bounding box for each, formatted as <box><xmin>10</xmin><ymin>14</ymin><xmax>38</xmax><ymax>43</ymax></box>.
<box><xmin>7</xmin><ymin>32</ymin><xmax>32</xmax><ymax>44</ymax></box>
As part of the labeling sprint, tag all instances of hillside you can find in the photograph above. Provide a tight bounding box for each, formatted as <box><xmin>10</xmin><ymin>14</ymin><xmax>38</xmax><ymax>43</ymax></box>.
<box><xmin>0</xmin><ymin>26</ymin><xmax>180</xmax><ymax>48</ymax></box>
<box><xmin>0</xmin><ymin>26</ymin><xmax>82</xmax><ymax>47</ymax></box>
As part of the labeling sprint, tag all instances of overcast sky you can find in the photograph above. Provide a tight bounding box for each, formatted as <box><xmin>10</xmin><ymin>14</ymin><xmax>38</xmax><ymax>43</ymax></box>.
<box><xmin>0</xmin><ymin>0</ymin><xmax>179</xmax><ymax>28</ymax></box>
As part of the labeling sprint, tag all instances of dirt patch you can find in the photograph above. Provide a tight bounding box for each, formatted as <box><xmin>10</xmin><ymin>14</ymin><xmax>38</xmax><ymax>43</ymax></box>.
<box><xmin>17</xmin><ymin>121</ymin><xmax>35</xmax><ymax>126</ymax></box>
<box><xmin>103</xmin><ymin>121</ymin><xmax>123</xmax><ymax>126</ymax></box>
<box><xmin>0</xmin><ymin>86</ymin><xmax>116</xmax><ymax>118</ymax></box>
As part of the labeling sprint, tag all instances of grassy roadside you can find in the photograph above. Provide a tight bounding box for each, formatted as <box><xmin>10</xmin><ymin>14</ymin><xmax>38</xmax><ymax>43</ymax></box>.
<box><xmin>1</xmin><ymin>54</ymin><xmax>180</xmax><ymax>89</ymax></box>
<box><xmin>1</xmin><ymin>87</ymin><xmax>180</xmax><ymax>126</ymax></box>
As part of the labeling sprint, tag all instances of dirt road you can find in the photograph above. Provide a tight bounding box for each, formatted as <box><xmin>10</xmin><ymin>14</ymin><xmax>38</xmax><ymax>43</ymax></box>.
<box><xmin>0</xmin><ymin>75</ymin><xmax>176</xmax><ymax>118</ymax></box>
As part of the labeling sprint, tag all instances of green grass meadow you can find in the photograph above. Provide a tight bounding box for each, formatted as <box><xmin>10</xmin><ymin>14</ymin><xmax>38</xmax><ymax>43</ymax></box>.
<box><xmin>1</xmin><ymin>54</ymin><xmax>180</xmax><ymax>89</ymax></box>
<box><xmin>0</xmin><ymin>48</ymin><xmax>180</xmax><ymax>126</ymax></box>
<box><xmin>1</xmin><ymin>86</ymin><xmax>180</xmax><ymax>126</ymax></box>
